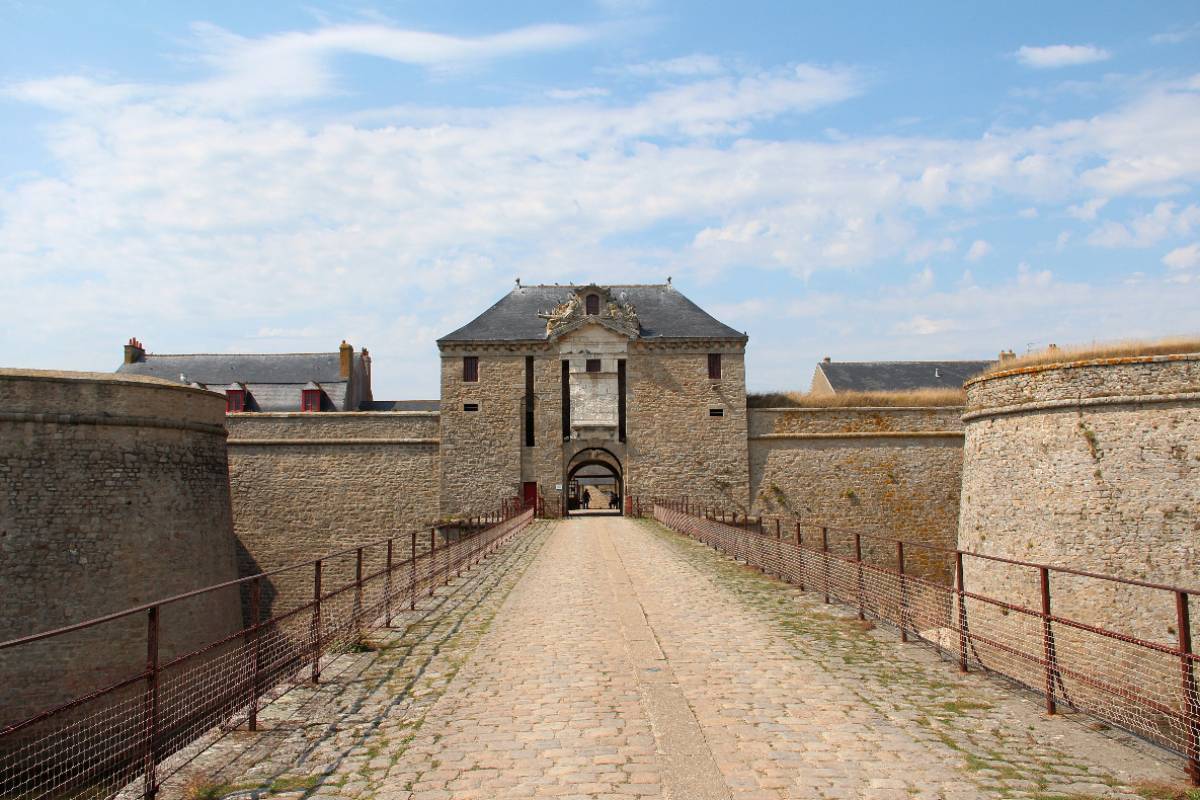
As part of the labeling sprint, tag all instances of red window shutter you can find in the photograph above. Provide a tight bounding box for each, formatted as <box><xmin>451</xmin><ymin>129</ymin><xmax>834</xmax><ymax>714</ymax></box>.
<box><xmin>708</xmin><ymin>353</ymin><xmax>722</xmax><ymax>380</ymax></box>
<box><xmin>302</xmin><ymin>389</ymin><xmax>320</xmax><ymax>412</ymax></box>
<box><xmin>226</xmin><ymin>390</ymin><xmax>245</xmax><ymax>413</ymax></box>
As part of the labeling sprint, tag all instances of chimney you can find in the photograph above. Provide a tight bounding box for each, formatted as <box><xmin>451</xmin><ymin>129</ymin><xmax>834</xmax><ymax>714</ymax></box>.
<box><xmin>360</xmin><ymin>348</ymin><xmax>373</xmax><ymax>401</ymax></box>
<box><xmin>339</xmin><ymin>340</ymin><xmax>353</xmax><ymax>379</ymax></box>
<box><xmin>822</xmin><ymin>356</ymin><xmax>832</xmax><ymax>364</ymax></box>
<box><xmin>998</xmin><ymin>349</ymin><xmax>1016</xmax><ymax>361</ymax></box>
<box><xmin>124</xmin><ymin>337</ymin><xmax>145</xmax><ymax>364</ymax></box>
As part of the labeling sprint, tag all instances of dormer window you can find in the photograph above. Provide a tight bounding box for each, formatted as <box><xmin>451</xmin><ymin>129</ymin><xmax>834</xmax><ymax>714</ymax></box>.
<box><xmin>226</xmin><ymin>388</ymin><xmax>246</xmax><ymax>413</ymax></box>
<box><xmin>301</xmin><ymin>385</ymin><xmax>322</xmax><ymax>412</ymax></box>
<box><xmin>585</xmin><ymin>294</ymin><xmax>600</xmax><ymax>315</ymax></box>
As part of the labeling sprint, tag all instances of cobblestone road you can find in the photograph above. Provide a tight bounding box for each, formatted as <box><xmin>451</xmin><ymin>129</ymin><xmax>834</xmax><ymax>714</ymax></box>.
<box><xmin>167</xmin><ymin>517</ymin><xmax>1186</xmax><ymax>800</ymax></box>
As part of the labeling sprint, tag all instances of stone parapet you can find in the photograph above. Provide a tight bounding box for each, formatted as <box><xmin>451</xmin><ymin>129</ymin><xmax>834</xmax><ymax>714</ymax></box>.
<box><xmin>958</xmin><ymin>353</ymin><xmax>1200</xmax><ymax>711</ymax></box>
<box><xmin>0</xmin><ymin>369</ymin><xmax>242</xmax><ymax>733</ymax></box>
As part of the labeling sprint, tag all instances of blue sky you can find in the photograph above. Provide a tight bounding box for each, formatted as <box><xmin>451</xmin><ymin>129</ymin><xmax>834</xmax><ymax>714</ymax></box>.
<box><xmin>2</xmin><ymin>1</ymin><xmax>1199</xmax><ymax>398</ymax></box>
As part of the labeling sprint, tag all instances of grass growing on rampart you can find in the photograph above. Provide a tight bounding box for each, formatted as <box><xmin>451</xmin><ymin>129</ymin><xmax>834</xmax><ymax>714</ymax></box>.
<box><xmin>981</xmin><ymin>336</ymin><xmax>1200</xmax><ymax>376</ymax></box>
<box><xmin>747</xmin><ymin>387</ymin><xmax>965</xmax><ymax>408</ymax></box>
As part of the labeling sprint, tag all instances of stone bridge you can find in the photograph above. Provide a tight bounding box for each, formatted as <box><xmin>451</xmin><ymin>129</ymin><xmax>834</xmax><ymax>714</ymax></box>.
<box><xmin>154</xmin><ymin>517</ymin><xmax>1181</xmax><ymax>800</ymax></box>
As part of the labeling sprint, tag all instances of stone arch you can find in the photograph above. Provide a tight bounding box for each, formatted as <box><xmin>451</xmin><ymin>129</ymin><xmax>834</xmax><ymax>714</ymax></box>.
<box><xmin>565</xmin><ymin>447</ymin><xmax>623</xmax><ymax>514</ymax></box>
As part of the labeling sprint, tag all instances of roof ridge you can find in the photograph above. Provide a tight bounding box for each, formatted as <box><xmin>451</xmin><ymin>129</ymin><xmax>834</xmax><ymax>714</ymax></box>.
<box><xmin>144</xmin><ymin>351</ymin><xmax>340</xmax><ymax>357</ymax></box>
<box><xmin>514</xmin><ymin>283</ymin><xmax>670</xmax><ymax>289</ymax></box>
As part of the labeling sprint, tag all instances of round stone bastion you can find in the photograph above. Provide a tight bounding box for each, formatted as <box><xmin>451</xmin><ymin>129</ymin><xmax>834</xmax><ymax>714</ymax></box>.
<box><xmin>0</xmin><ymin>369</ymin><xmax>243</xmax><ymax>735</ymax></box>
<box><xmin>957</xmin><ymin>354</ymin><xmax>1199</xmax><ymax>725</ymax></box>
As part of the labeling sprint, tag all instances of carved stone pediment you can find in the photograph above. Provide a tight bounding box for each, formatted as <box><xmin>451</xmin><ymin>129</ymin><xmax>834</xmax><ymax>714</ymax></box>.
<box><xmin>538</xmin><ymin>285</ymin><xmax>640</xmax><ymax>339</ymax></box>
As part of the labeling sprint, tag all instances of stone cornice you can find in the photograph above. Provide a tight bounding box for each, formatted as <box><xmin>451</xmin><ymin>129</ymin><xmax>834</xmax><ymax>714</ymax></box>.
<box><xmin>749</xmin><ymin>431</ymin><xmax>964</xmax><ymax>441</ymax></box>
<box><xmin>0</xmin><ymin>411</ymin><xmax>227</xmax><ymax>437</ymax></box>
<box><xmin>965</xmin><ymin>352</ymin><xmax>1200</xmax><ymax>387</ymax></box>
<box><xmin>228</xmin><ymin>437</ymin><xmax>440</xmax><ymax>446</ymax></box>
<box><xmin>962</xmin><ymin>391</ymin><xmax>1200</xmax><ymax>423</ymax></box>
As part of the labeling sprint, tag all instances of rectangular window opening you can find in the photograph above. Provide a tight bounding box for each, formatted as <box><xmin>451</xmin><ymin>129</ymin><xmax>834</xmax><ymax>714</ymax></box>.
<box><xmin>463</xmin><ymin>356</ymin><xmax>479</xmax><ymax>382</ymax></box>
<box><xmin>226</xmin><ymin>390</ymin><xmax>245</xmax><ymax>413</ymax></box>
<box><xmin>708</xmin><ymin>353</ymin><xmax>722</xmax><ymax>380</ymax></box>
<box><xmin>463</xmin><ymin>403</ymin><xmax>479</xmax><ymax>412</ymax></box>
<box><xmin>301</xmin><ymin>389</ymin><xmax>321</xmax><ymax>412</ymax></box>
<box><xmin>586</xmin><ymin>358</ymin><xmax>601</xmax><ymax>373</ymax></box>
<box><xmin>709</xmin><ymin>407</ymin><xmax>725</xmax><ymax>417</ymax></box>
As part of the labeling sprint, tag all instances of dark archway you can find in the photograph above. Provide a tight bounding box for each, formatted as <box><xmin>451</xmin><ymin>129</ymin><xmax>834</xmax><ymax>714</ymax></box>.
<box><xmin>565</xmin><ymin>449</ymin><xmax>623</xmax><ymax>516</ymax></box>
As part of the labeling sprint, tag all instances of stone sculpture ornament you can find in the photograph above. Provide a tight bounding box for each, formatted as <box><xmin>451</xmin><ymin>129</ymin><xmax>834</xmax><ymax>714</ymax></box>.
<box><xmin>539</xmin><ymin>285</ymin><xmax>639</xmax><ymax>338</ymax></box>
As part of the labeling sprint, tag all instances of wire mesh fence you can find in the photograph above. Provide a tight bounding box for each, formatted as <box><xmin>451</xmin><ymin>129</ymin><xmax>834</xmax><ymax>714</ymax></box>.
<box><xmin>641</xmin><ymin>497</ymin><xmax>1200</xmax><ymax>784</ymax></box>
<box><xmin>0</xmin><ymin>502</ymin><xmax>535</xmax><ymax>800</ymax></box>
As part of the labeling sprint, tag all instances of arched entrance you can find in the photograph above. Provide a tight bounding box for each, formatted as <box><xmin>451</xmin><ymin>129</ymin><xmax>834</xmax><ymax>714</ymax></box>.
<box><xmin>565</xmin><ymin>448</ymin><xmax>623</xmax><ymax>516</ymax></box>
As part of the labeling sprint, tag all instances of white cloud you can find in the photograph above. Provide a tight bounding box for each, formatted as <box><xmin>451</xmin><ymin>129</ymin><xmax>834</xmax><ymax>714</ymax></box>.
<box><xmin>181</xmin><ymin>21</ymin><xmax>599</xmax><ymax>107</ymax></box>
<box><xmin>905</xmin><ymin>238</ymin><xmax>955</xmax><ymax>263</ymax></box>
<box><xmin>545</xmin><ymin>86</ymin><xmax>610</xmax><ymax>100</ymax></box>
<box><xmin>892</xmin><ymin>315</ymin><xmax>959</xmax><ymax>335</ymax></box>
<box><xmin>1018</xmin><ymin>207</ymin><xmax>1039</xmax><ymax>219</ymax></box>
<box><xmin>1015</xmin><ymin>44</ymin><xmax>1111</xmax><ymax>69</ymax></box>
<box><xmin>1163</xmin><ymin>243</ymin><xmax>1200</xmax><ymax>270</ymax></box>
<box><xmin>1067</xmin><ymin>197</ymin><xmax>1108</xmax><ymax>221</ymax></box>
<box><xmin>966</xmin><ymin>240</ymin><xmax>991</xmax><ymax>261</ymax></box>
<box><xmin>624</xmin><ymin>54</ymin><xmax>726</xmax><ymax>77</ymax></box>
<box><xmin>1087</xmin><ymin>202</ymin><xmax>1200</xmax><ymax>248</ymax></box>
<box><xmin>1150</xmin><ymin>24</ymin><xmax>1200</xmax><ymax>45</ymax></box>
<box><xmin>1017</xmin><ymin>262</ymin><xmax>1053</xmax><ymax>287</ymax></box>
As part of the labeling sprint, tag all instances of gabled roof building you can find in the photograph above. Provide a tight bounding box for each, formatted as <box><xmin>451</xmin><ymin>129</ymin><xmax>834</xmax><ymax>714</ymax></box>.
<box><xmin>810</xmin><ymin>358</ymin><xmax>994</xmax><ymax>395</ymax></box>
<box><xmin>116</xmin><ymin>338</ymin><xmax>374</xmax><ymax>412</ymax></box>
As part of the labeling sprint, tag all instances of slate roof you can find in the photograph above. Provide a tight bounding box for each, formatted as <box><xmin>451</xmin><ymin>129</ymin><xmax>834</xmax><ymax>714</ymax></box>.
<box><xmin>816</xmin><ymin>360</ymin><xmax>994</xmax><ymax>393</ymax></box>
<box><xmin>438</xmin><ymin>284</ymin><xmax>746</xmax><ymax>344</ymax></box>
<box><xmin>359</xmin><ymin>400</ymin><xmax>440</xmax><ymax>412</ymax></box>
<box><xmin>117</xmin><ymin>353</ymin><xmax>348</xmax><ymax>412</ymax></box>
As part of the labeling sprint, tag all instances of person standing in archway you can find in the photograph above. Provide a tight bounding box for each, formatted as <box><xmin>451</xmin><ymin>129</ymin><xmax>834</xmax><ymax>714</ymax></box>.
<box><xmin>582</xmin><ymin>488</ymin><xmax>591</xmax><ymax>508</ymax></box>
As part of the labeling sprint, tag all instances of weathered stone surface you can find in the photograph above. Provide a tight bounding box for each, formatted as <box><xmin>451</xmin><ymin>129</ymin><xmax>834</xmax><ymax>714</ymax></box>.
<box><xmin>0</xmin><ymin>369</ymin><xmax>242</xmax><ymax>730</ymax></box>
<box><xmin>626</xmin><ymin>344</ymin><xmax>750</xmax><ymax>509</ymax></box>
<box><xmin>226</xmin><ymin>412</ymin><xmax>441</xmax><ymax>616</ymax></box>
<box><xmin>748</xmin><ymin>407</ymin><xmax>964</xmax><ymax>580</ymax></box>
<box><xmin>959</xmin><ymin>354</ymin><xmax>1200</xmax><ymax>744</ymax></box>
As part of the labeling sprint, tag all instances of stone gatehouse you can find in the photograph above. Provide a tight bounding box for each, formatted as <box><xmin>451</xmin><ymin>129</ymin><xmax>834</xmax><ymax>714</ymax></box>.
<box><xmin>437</xmin><ymin>282</ymin><xmax>750</xmax><ymax>516</ymax></box>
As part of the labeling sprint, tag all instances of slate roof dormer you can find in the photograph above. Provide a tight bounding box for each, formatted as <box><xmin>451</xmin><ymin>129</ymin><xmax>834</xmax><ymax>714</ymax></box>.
<box><xmin>437</xmin><ymin>283</ymin><xmax>746</xmax><ymax>345</ymax></box>
<box><xmin>116</xmin><ymin>344</ymin><xmax>372</xmax><ymax>412</ymax></box>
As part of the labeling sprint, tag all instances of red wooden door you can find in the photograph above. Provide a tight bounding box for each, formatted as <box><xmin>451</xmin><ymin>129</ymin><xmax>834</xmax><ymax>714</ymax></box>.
<box><xmin>522</xmin><ymin>482</ymin><xmax>538</xmax><ymax>510</ymax></box>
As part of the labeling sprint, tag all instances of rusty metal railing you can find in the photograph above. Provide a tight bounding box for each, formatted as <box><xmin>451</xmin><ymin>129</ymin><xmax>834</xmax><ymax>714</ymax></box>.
<box><xmin>0</xmin><ymin>501</ymin><xmax>536</xmax><ymax>800</ymax></box>
<box><xmin>639</xmin><ymin>497</ymin><xmax>1200</xmax><ymax>783</ymax></box>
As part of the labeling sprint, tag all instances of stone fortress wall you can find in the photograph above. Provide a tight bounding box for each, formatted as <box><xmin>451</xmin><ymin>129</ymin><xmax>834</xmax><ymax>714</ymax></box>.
<box><xmin>958</xmin><ymin>355</ymin><xmax>1200</xmax><ymax>715</ymax></box>
<box><xmin>747</xmin><ymin>406</ymin><xmax>964</xmax><ymax>580</ymax></box>
<box><xmin>626</xmin><ymin>343</ymin><xmax>750</xmax><ymax>509</ymax></box>
<box><xmin>0</xmin><ymin>370</ymin><xmax>242</xmax><ymax>730</ymax></box>
<box><xmin>226</xmin><ymin>411</ymin><xmax>441</xmax><ymax>617</ymax></box>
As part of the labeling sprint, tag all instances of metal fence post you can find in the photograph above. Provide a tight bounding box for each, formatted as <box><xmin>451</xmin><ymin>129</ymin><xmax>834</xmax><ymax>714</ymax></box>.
<box><xmin>897</xmin><ymin>541</ymin><xmax>908</xmax><ymax>643</ymax></box>
<box><xmin>142</xmin><ymin>606</ymin><xmax>160</xmax><ymax>800</ymax></box>
<box><xmin>956</xmin><ymin>552</ymin><xmax>968</xmax><ymax>672</ymax></box>
<box><xmin>311</xmin><ymin>560</ymin><xmax>322</xmax><ymax>683</ymax></box>
<box><xmin>795</xmin><ymin>522</ymin><xmax>805</xmax><ymax>592</ymax></box>
<box><xmin>354</xmin><ymin>547</ymin><xmax>364</xmax><ymax>622</ymax></box>
<box><xmin>1040</xmin><ymin>567</ymin><xmax>1059</xmax><ymax>714</ymax></box>
<box><xmin>854</xmin><ymin>533</ymin><xmax>865</xmax><ymax>620</ymax></box>
<box><xmin>248</xmin><ymin>578</ymin><xmax>262</xmax><ymax>730</ymax></box>
<box><xmin>1176</xmin><ymin>591</ymin><xmax>1200</xmax><ymax>784</ymax></box>
<box><xmin>821</xmin><ymin>527</ymin><xmax>830</xmax><ymax>604</ymax></box>
<box><xmin>410</xmin><ymin>530</ymin><xmax>418</xmax><ymax>610</ymax></box>
<box><xmin>429</xmin><ymin>527</ymin><xmax>437</xmax><ymax>596</ymax></box>
<box><xmin>385</xmin><ymin>539</ymin><xmax>394</xmax><ymax>627</ymax></box>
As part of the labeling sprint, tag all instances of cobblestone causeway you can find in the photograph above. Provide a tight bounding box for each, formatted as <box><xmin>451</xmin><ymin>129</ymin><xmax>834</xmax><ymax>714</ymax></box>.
<box><xmin>163</xmin><ymin>517</ymin><xmax>1187</xmax><ymax>800</ymax></box>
